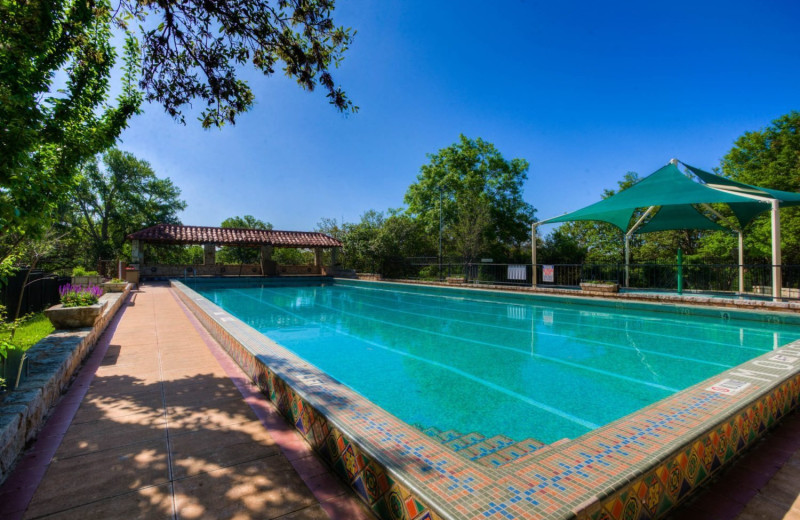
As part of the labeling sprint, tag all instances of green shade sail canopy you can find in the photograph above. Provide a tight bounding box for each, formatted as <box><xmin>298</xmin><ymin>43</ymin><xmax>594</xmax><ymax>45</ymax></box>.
<box><xmin>635</xmin><ymin>204</ymin><xmax>727</xmax><ymax>234</ymax></box>
<box><xmin>545</xmin><ymin>163</ymin><xmax>758</xmax><ymax>232</ymax></box>
<box><xmin>682</xmin><ymin>163</ymin><xmax>800</xmax><ymax>227</ymax></box>
<box><xmin>534</xmin><ymin>159</ymin><xmax>800</xmax><ymax>300</ymax></box>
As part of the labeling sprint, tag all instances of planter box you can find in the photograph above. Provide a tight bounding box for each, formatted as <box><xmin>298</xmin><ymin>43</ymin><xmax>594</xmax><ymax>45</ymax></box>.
<box><xmin>125</xmin><ymin>270</ymin><xmax>140</xmax><ymax>284</ymax></box>
<box><xmin>44</xmin><ymin>301</ymin><xmax>107</xmax><ymax>329</ymax></box>
<box><xmin>101</xmin><ymin>282</ymin><xmax>127</xmax><ymax>293</ymax></box>
<box><xmin>71</xmin><ymin>275</ymin><xmax>103</xmax><ymax>287</ymax></box>
<box><xmin>580</xmin><ymin>282</ymin><xmax>620</xmax><ymax>293</ymax></box>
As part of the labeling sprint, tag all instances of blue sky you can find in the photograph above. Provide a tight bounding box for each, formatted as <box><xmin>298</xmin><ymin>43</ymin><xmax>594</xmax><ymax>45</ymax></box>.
<box><xmin>118</xmin><ymin>0</ymin><xmax>800</xmax><ymax>232</ymax></box>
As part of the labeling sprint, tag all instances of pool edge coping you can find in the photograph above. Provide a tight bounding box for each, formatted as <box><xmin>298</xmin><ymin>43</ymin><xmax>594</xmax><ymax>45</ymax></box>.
<box><xmin>171</xmin><ymin>278</ymin><xmax>800</xmax><ymax>520</ymax></box>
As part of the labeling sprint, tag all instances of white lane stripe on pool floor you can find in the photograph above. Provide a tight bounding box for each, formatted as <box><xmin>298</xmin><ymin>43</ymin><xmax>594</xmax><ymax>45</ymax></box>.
<box><xmin>229</xmin><ymin>288</ymin><xmax>601</xmax><ymax>431</ymax></box>
<box><xmin>316</xmin><ymin>289</ymin><xmax>739</xmax><ymax>370</ymax></box>
<box><xmin>246</xmin><ymin>287</ymin><xmax>681</xmax><ymax>394</ymax></box>
<box><xmin>339</xmin><ymin>284</ymin><xmax>776</xmax><ymax>354</ymax></box>
<box><xmin>341</xmin><ymin>282</ymin><xmax>793</xmax><ymax>342</ymax></box>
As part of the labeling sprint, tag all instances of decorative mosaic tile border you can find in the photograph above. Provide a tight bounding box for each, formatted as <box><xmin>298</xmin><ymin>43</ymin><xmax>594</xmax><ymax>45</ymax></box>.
<box><xmin>171</xmin><ymin>279</ymin><xmax>800</xmax><ymax>520</ymax></box>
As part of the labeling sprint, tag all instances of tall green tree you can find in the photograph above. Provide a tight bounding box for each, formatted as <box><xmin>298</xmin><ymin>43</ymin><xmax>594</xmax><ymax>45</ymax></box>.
<box><xmin>449</xmin><ymin>192</ymin><xmax>491</xmax><ymax>262</ymax></box>
<box><xmin>0</xmin><ymin>0</ymin><xmax>142</xmax><ymax>241</ymax></box>
<box><xmin>404</xmin><ymin>135</ymin><xmax>535</xmax><ymax>260</ymax></box>
<box><xmin>708</xmin><ymin>111</ymin><xmax>800</xmax><ymax>263</ymax></box>
<box><xmin>70</xmin><ymin>149</ymin><xmax>186</xmax><ymax>266</ymax></box>
<box><xmin>217</xmin><ymin>215</ymin><xmax>272</xmax><ymax>264</ymax></box>
<box><xmin>538</xmin><ymin>227</ymin><xmax>587</xmax><ymax>264</ymax></box>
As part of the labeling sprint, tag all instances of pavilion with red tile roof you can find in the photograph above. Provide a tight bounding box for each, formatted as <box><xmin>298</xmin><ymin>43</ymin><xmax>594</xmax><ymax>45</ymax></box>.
<box><xmin>127</xmin><ymin>224</ymin><xmax>343</xmax><ymax>277</ymax></box>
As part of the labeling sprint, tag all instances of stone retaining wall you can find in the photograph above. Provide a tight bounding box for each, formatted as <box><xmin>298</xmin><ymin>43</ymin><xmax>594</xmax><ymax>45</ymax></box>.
<box><xmin>0</xmin><ymin>285</ymin><xmax>131</xmax><ymax>485</ymax></box>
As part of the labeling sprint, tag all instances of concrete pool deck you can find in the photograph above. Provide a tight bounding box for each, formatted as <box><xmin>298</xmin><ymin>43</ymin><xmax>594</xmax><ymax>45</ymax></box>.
<box><xmin>1</xmin><ymin>281</ymin><xmax>799</xmax><ymax>519</ymax></box>
<box><xmin>0</xmin><ymin>283</ymin><xmax>371</xmax><ymax>520</ymax></box>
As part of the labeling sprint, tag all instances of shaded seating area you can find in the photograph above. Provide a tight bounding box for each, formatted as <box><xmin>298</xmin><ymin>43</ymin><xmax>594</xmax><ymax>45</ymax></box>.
<box><xmin>532</xmin><ymin>159</ymin><xmax>800</xmax><ymax>300</ymax></box>
<box><xmin>127</xmin><ymin>224</ymin><xmax>343</xmax><ymax>278</ymax></box>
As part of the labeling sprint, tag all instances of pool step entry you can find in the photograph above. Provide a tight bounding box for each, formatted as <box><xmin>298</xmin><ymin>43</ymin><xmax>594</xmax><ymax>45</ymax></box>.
<box><xmin>420</xmin><ymin>426</ymin><xmax>545</xmax><ymax>467</ymax></box>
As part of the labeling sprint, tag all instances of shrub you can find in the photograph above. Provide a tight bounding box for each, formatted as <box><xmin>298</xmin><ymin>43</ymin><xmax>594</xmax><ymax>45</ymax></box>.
<box><xmin>72</xmin><ymin>266</ymin><xmax>99</xmax><ymax>277</ymax></box>
<box><xmin>59</xmin><ymin>284</ymin><xmax>102</xmax><ymax>307</ymax></box>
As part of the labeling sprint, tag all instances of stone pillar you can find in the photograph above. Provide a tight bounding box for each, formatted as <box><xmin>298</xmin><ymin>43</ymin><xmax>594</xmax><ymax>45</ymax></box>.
<box><xmin>131</xmin><ymin>239</ymin><xmax>144</xmax><ymax>264</ymax></box>
<box><xmin>314</xmin><ymin>247</ymin><xmax>323</xmax><ymax>267</ymax></box>
<box><xmin>203</xmin><ymin>243</ymin><xmax>216</xmax><ymax>265</ymax></box>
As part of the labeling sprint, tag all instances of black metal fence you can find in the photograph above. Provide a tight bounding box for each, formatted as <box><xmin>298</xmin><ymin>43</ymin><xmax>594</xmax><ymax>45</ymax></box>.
<box><xmin>0</xmin><ymin>270</ymin><xmax>71</xmax><ymax>320</ymax></box>
<box><xmin>379</xmin><ymin>258</ymin><xmax>800</xmax><ymax>299</ymax></box>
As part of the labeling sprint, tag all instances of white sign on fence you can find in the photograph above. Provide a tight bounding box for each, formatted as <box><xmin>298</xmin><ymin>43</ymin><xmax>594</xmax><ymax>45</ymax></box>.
<box><xmin>542</xmin><ymin>265</ymin><xmax>554</xmax><ymax>283</ymax></box>
<box><xmin>508</xmin><ymin>265</ymin><xmax>527</xmax><ymax>281</ymax></box>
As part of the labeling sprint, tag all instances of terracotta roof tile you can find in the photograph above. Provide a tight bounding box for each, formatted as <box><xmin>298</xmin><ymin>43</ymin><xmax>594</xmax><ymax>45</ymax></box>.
<box><xmin>127</xmin><ymin>224</ymin><xmax>342</xmax><ymax>248</ymax></box>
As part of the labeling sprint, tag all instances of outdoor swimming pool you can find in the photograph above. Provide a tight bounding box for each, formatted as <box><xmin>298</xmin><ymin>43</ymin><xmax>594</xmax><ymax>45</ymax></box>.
<box><xmin>191</xmin><ymin>278</ymin><xmax>800</xmax><ymax>443</ymax></box>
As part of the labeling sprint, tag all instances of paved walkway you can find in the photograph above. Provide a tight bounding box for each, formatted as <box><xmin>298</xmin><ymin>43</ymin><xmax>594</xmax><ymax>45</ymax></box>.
<box><xmin>0</xmin><ymin>284</ymin><xmax>371</xmax><ymax>520</ymax></box>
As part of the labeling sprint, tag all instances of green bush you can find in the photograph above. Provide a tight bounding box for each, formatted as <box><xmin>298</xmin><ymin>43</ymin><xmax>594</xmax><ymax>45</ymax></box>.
<box><xmin>417</xmin><ymin>265</ymin><xmax>441</xmax><ymax>280</ymax></box>
<box><xmin>72</xmin><ymin>266</ymin><xmax>99</xmax><ymax>277</ymax></box>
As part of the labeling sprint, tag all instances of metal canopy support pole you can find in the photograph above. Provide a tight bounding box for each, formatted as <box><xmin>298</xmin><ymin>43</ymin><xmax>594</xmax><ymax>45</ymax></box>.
<box><xmin>438</xmin><ymin>187</ymin><xmax>443</xmax><ymax>281</ymax></box>
<box><xmin>624</xmin><ymin>234</ymin><xmax>630</xmax><ymax>287</ymax></box>
<box><xmin>624</xmin><ymin>206</ymin><xmax>657</xmax><ymax>288</ymax></box>
<box><xmin>531</xmin><ymin>223</ymin><xmax>538</xmax><ymax>287</ymax></box>
<box><xmin>772</xmin><ymin>199</ymin><xmax>782</xmax><ymax>301</ymax></box>
<box><xmin>738</xmin><ymin>231</ymin><xmax>745</xmax><ymax>294</ymax></box>
<box><xmin>700</xmin><ymin>203</ymin><xmax>745</xmax><ymax>295</ymax></box>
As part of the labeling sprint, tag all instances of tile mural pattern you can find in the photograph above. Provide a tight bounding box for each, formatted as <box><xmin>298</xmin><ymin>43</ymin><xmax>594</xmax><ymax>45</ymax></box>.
<box><xmin>172</xmin><ymin>280</ymin><xmax>800</xmax><ymax>520</ymax></box>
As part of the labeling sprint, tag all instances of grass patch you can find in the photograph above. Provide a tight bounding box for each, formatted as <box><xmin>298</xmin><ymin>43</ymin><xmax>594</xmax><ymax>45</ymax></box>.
<box><xmin>3</xmin><ymin>313</ymin><xmax>54</xmax><ymax>351</ymax></box>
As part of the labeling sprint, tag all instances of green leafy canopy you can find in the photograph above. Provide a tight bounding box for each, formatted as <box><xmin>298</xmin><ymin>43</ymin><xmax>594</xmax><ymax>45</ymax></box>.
<box><xmin>0</xmin><ymin>0</ymin><xmax>142</xmax><ymax>239</ymax></box>
<box><xmin>118</xmin><ymin>0</ymin><xmax>358</xmax><ymax>127</ymax></box>
<box><xmin>404</xmin><ymin>134</ymin><xmax>535</xmax><ymax>253</ymax></box>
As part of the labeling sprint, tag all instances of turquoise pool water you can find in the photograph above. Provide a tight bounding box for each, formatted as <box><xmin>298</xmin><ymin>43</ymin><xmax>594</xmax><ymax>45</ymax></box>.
<box><xmin>191</xmin><ymin>279</ymin><xmax>800</xmax><ymax>443</ymax></box>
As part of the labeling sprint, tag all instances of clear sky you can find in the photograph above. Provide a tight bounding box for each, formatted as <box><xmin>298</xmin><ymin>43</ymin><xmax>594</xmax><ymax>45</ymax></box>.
<box><xmin>117</xmin><ymin>0</ymin><xmax>800</xmax><ymax>232</ymax></box>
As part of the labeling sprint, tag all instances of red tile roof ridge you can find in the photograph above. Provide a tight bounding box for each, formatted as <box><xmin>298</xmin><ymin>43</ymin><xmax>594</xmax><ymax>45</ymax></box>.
<box><xmin>126</xmin><ymin>224</ymin><xmax>342</xmax><ymax>248</ymax></box>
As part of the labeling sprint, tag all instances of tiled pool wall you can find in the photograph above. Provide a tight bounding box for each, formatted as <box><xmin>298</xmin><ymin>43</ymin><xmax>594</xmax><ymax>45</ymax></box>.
<box><xmin>171</xmin><ymin>278</ymin><xmax>800</xmax><ymax>520</ymax></box>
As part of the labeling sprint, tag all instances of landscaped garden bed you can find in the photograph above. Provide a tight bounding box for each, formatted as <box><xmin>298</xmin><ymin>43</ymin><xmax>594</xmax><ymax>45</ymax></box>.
<box><xmin>0</xmin><ymin>286</ymin><xmax>131</xmax><ymax>484</ymax></box>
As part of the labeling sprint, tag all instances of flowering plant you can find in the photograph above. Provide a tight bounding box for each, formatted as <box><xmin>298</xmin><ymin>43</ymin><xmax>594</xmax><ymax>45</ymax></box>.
<box><xmin>58</xmin><ymin>284</ymin><xmax>102</xmax><ymax>307</ymax></box>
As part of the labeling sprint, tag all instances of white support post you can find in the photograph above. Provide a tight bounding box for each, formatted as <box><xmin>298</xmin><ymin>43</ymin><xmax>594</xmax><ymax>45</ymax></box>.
<box><xmin>531</xmin><ymin>223</ymin><xmax>538</xmax><ymax>287</ymax></box>
<box><xmin>772</xmin><ymin>199</ymin><xmax>782</xmax><ymax>301</ymax></box>
<box><xmin>624</xmin><ymin>206</ymin><xmax>656</xmax><ymax>288</ymax></box>
<box><xmin>738</xmin><ymin>231</ymin><xmax>745</xmax><ymax>294</ymax></box>
<box><xmin>624</xmin><ymin>235</ymin><xmax>630</xmax><ymax>287</ymax></box>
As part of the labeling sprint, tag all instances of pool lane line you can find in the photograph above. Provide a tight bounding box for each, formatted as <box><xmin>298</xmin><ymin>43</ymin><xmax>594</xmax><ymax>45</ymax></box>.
<box><xmin>338</xmin><ymin>283</ymin><xmax>794</xmax><ymax>341</ymax></box>
<box><xmin>227</xmin><ymin>288</ymin><xmax>601</xmax><ymax>432</ymax></box>
<box><xmin>235</xmin><ymin>287</ymin><xmax>683</xmax><ymax>393</ymax></box>
<box><xmin>240</xmin><ymin>288</ymin><xmax>703</xmax><ymax>392</ymax></box>
<box><xmin>317</xmin><ymin>288</ymin><xmax>750</xmax><ymax>369</ymax></box>
<box><xmin>231</xmin><ymin>289</ymin><xmax>679</xmax><ymax>406</ymax></box>
<box><xmin>338</xmin><ymin>284</ymin><xmax>782</xmax><ymax>352</ymax></box>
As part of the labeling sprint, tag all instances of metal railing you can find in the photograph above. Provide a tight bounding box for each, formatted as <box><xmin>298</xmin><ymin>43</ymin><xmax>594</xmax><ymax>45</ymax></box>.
<box><xmin>379</xmin><ymin>259</ymin><xmax>800</xmax><ymax>299</ymax></box>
